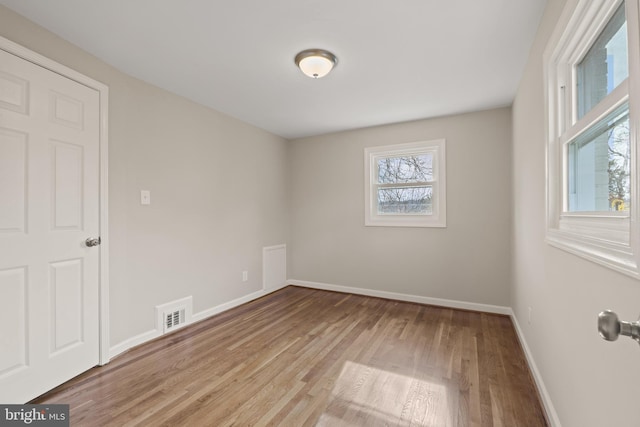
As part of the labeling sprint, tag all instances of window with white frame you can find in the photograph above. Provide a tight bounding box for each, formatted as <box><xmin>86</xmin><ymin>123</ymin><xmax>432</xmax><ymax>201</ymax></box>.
<box><xmin>545</xmin><ymin>0</ymin><xmax>640</xmax><ymax>276</ymax></box>
<box><xmin>364</xmin><ymin>140</ymin><xmax>446</xmax><ymax>227</ymax></box>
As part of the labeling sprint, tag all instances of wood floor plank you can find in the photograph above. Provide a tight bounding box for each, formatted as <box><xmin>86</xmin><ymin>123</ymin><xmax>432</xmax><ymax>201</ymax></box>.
<box><xmin>32</xmin><ymin>286</ymin><xmax>549</xmax><ymax>426</ymax></box>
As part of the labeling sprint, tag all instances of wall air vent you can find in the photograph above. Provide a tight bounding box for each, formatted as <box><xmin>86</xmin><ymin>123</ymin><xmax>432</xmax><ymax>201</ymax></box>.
<box><xmin>165</xmin><ymin>308</ymin><xmax>186</xmax><ymax>333</ymax></box>
<box><xmin>156</xmin><ymin>296</ymin><xmax>193</xmax><ymax>334</ymax></box>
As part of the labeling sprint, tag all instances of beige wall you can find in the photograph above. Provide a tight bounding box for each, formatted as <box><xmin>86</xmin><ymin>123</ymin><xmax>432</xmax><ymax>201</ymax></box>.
<box><xmin>512</xmin><ymin>0</ymin><xmax>640</xmax><ymax>425</ymax></box>
<box><xmin>0</xmin><ymin>6</ymin><xmax>289</xmax><ymax>348</ymax></box>
<box><xmin>289</xmin><ymin>108</ymin><xmax>512</xmax><ymax>306</ymax></box>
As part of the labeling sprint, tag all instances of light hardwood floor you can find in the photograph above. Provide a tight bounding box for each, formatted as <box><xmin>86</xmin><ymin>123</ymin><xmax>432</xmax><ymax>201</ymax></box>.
<box><xmin>33</xmin><ymin>286</ymin><xmax>548</xmax><ymax>426</ymax></box>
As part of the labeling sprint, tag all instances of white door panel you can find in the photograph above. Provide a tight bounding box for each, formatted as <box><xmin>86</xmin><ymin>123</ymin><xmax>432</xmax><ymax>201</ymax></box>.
<box><xmin>0</xmin><ymin>48</ymin><xmax>100</xmax><ymax>403</ymax></box>
<box><xmin>0</xmin><ymin>127</ymin><xmax>27</xmax><ymax>232</ymax></box>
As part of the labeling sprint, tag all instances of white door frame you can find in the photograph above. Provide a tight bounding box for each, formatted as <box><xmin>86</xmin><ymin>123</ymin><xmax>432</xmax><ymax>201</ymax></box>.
<box><xmin>0</xmin><ymin>36</ymin><xmax>111</xmax><ymax>365</ymax></box>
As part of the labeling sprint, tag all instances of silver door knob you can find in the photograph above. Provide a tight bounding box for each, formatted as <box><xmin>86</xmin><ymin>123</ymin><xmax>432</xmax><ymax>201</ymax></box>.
<box><xmin>598</xmin><ymin>310</ymin><xmax>640</xmax><ymax>345</ymax></box>
<box><xmin>85</xmin><ymin>237</ymin><xmax>101</xmax><ymax>247</ymax></box>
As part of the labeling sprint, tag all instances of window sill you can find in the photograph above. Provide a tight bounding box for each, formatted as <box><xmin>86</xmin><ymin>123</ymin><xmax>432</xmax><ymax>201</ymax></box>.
<box><xmin>365</xmin><ymin>217</ymin><xmax>447</xmax><ymax>228</ymax></box>
<box><xmin>546</xmin><ymin>228</ymin><xmax>638</xmax><ymax>278</ymax></box>
<box><xmin>558</xmin><ymin>215</ymin><xmax>630</xmax><ymax>244</ymax></box>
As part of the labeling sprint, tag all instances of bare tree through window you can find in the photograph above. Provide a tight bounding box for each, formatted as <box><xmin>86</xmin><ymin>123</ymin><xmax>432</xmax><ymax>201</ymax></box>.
<box><xmin>608</xmin><ymin>119</ymin><xmax>630</xmax><ymax>211</ymax></box>
<box><xmin>377</xmin><ymin>154</ymin><xmax>433</xmax><ymax>214</ymax></box>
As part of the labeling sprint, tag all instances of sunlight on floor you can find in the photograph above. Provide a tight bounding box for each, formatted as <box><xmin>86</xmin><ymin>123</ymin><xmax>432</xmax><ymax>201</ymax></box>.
<box><xmin>316</xmin><ymin>360</ymin><xmax>453</xmax><ymax>427</ymax></box>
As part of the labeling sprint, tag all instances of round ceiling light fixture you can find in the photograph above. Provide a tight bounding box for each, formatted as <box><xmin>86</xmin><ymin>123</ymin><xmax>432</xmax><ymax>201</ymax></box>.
<box><xmin>294</xmin><ymin>49</ymin><xmax>338</xmax><ymax>79</ymax></box>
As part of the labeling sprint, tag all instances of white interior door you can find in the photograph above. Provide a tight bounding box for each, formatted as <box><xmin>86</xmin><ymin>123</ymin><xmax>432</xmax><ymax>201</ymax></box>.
<box><xmin>0</xmin><ymin>48</ymin><xmax>101</xmax><ymax>403</ymax></box>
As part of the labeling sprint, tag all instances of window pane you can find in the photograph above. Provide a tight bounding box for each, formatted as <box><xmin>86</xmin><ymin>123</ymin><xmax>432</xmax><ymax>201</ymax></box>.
<box><xmin>567</xmin><ymin>106</ymin><xmax>630</xmax><ymax>212</ymax></box>
<box><xmin>377</xmin><ymin>154</ymin><xmax>433</xmax><ymax>184</ymax></box>
<box><xmin>576</xmin><ymin>2</ymin><xmax>628</xmax><ymax>119</ymax></box>
<box><xmin>377</xmin><ymin>186</ymin><xmax>432</xmax><ymax>215</ymax></box>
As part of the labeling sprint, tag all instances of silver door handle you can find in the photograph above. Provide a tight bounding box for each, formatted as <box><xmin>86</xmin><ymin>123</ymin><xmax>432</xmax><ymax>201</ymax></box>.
<box><xmin>85</xmin><ymin>237</ymin><xmax>101</xmax><ymax>247</ymax></box>
<box><xmin>598</xmin><ymin>310</ymin><xmax>640</xmax><ymax>345</ymax></box>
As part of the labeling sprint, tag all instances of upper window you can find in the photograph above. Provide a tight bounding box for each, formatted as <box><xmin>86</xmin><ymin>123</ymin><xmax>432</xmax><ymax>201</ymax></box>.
<box><xmin>576</xmin><ymin>3</ymin><xmax>628</xmax><ymax>119</ymax></box>
<box><xmin>545</xmin><ymin>0</ymin><xmax>640</xmax><ymax>277</ymax></box>
<box><xmin>364</xmin><ymin>140</ymin><xmax>446</xmax><ymax>227</ymax></box>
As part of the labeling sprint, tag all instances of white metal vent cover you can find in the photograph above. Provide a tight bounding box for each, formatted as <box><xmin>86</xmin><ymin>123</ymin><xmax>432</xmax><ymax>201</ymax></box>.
<box><xmin>156</xmin><ymin>296</ymin><xmax>193</xmax><ymax>334</ymax></box>
<box><xmin>165</xmin><ymin>308</ymin><xmax>186</xmax><ymax>332</ymax></box>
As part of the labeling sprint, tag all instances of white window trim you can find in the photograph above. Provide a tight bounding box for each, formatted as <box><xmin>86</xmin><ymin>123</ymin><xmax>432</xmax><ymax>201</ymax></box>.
<box><xmin>364</xmin><ymin>139</ymin><xmax>446</xmax><ymax>228</ymax></box>
<box><xmin>544</xmin><ymin>0</ymin><xmax>640</xmax><ymax>278</ymax></box>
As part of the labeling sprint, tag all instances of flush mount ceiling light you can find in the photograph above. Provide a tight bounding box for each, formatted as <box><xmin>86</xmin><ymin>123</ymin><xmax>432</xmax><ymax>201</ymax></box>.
<box><xmin>294</xmin><ymin>49</ymin><xmax>338</xmax><ymax>79</ymax></box>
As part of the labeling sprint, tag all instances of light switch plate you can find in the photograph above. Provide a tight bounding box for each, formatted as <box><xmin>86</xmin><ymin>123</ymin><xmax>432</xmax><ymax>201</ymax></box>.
<box><xmin>141</xmin><ymin>190</ymin><xmax>151</xmax><ymax>205</ymax></box>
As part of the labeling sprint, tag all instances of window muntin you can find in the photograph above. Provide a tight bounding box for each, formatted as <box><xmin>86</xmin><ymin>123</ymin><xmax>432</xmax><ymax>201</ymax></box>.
<box><xmin>365</xmin><ymin>140</ymin><xmax>445</xmax><ymax>227</ymax></box>
<box><xmin>576</xmin><ymin>3</ymin><xmax>628</xmax><ymax>119</ymax></box>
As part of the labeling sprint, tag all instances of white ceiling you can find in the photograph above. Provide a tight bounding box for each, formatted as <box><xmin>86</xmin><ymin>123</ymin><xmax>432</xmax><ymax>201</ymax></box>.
<box><xmin>0</xmin><ymin>0</ymin><xmax>547</xmax><ymax>139</ymax></box>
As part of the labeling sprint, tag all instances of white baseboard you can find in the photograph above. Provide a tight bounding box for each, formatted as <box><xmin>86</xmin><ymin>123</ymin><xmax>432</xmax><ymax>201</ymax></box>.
<box><xmin>509</xmin><ymin>310</ymin><xmax>562</xmax><ymax>427</ymax></box>
<box><xmin>108</xmin><ymin>280</ymin><xmax>559</xmax><ymax>426</ymax></box>
<box><xmin>109</xmin><ymin>328</ymin><xmax>161</xmax><ymax>360</ymax></box>
<box><xmin>288</xmin><ymin>279</ymin><xmax>511</xmax><ymax>315</ymax></box>
<box><xmin>290</xmin><ymin>279</ymin><xmax>559</xmax><ymax>425</ymax></box>
<box><xmin>191</xmin><ymin>286</ymin><xmax>284</xmax><ymax>323</ymax></box>
<box><xmin>108</xmin><ymin>284</ymin><xmax>287</xmax><ymax>360</ymax></box>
